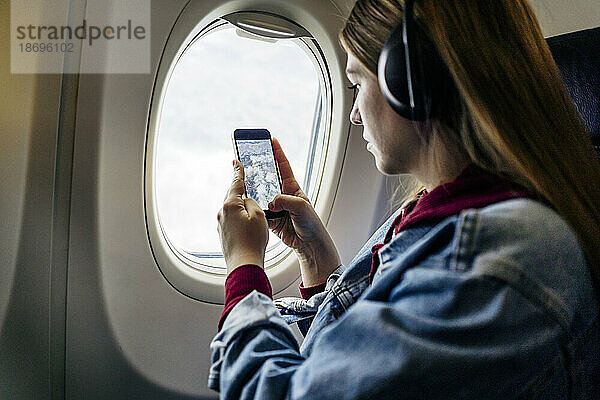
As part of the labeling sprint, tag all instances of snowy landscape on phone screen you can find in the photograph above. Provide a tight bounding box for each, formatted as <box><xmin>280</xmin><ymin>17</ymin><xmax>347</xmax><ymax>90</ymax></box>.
<box><xmin>237</xmin><ymin>139</ymin><xmax>281</xmax><ymax>210</ymax></box>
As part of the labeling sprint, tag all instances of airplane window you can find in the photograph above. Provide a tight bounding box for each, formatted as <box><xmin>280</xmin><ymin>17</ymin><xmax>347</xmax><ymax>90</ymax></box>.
<box><xmin>155</xmin><ymin>17</ymin><xmax>330</xmax><ymax>272</ymax></box>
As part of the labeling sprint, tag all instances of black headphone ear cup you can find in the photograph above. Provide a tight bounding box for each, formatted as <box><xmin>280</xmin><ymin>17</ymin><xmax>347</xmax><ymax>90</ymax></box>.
<box><xmin>380</xmin><ymin>24</ymin><xmax>457</xmax><ymax>122</ymax></box>
<box><xmin>379</xmin><ymin>22</ymin><xmax>429</xmax><ymax>120</ymax></box>
<box><xmin>378</xmin><ymin>23</ymin><xmax>414</xmax><ymax>120</ymax></box>
<box><xmin>379</xmin><ymin>1</ymin><xmax>457</xmax><ymax>122</ymax></box>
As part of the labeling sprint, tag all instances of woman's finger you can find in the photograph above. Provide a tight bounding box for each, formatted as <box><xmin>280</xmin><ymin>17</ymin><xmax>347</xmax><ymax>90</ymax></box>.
<box><xmin>272</xmin><ymin>138</ymin><xmax>301</xmax><ymax>195</ymax></box>
<box><xmin>269</xmin><ymin>194</ymin><xmax>309</xmax><ymax>216</ymax></box>
<box><xmin>244</xmin><ymin>197</ymin><xmax>265</xmax><ymax>220</ymax></box>
<box><xmin>225</xmin><ymin>160</ymin><xmax>246</xmax><ymax>202</ymax></box>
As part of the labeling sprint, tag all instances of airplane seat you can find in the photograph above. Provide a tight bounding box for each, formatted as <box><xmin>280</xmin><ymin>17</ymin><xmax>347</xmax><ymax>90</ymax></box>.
<box><xmin>546</xmin><ymin>28</ymin><xmax>600</xmax><ymax>398</ymax></box>
<box><xmin>546</xmin><ymin>27</ymin><xmax>600</xmax><ymax>157</ymax></box>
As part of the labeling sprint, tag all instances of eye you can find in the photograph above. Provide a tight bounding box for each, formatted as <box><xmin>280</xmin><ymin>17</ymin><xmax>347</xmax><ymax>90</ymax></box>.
<box><xmin>347</xmin><ymin>84</ymin><xmax>359</xmax><ymax>103</ymax></box>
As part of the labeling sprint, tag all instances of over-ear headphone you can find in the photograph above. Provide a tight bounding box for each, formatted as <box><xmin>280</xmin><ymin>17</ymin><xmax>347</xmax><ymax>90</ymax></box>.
<box><xmin>378</xmin><ymin>0</ymin><xmax>454</xmax><ymax>121</ymax></box>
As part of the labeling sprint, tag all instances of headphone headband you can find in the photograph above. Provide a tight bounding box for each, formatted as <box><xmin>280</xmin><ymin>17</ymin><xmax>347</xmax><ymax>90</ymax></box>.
<box><xmin>403</xmin><ymin>0</ymin><xmax>417</xmax><ymax>117</ymax></box>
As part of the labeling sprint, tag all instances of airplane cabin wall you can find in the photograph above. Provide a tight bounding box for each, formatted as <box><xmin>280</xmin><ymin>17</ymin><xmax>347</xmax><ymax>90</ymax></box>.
<box><xmin>0</xmin><ymin>0</ymin><xmax>65</xmax><ymax>397</ymax></box>
<box><xmin>531</xmin><ymin>0</ymin><xmax>600</xmax><ymax>37</ymax></box>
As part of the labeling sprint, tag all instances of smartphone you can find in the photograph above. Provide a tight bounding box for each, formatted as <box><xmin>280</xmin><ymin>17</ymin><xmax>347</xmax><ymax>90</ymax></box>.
<box><xmin>232</xmin><ymin>129</ymin><xmax>287</xmax><ymax>219</ymax></box>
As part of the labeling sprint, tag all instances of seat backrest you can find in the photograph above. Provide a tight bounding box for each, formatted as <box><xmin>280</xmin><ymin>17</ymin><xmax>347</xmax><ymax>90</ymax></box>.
<box><xmin>546</xmin><ymin>27</ymin><xmax>600</xmax><ymax>157</ymax></box>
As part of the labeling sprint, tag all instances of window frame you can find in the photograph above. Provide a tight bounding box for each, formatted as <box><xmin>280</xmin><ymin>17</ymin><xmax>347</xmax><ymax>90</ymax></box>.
<box><xmin>145</xmin><ymin>8</ymin><xmax>338</xmax><ymax>303</ymax></box>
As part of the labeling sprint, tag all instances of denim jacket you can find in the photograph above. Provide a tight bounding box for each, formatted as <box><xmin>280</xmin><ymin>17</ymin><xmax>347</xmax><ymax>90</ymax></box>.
<box><xmin>208</xmin><ymin>198</ymin><xmax>600</xmax><ymax>399</ymax></box>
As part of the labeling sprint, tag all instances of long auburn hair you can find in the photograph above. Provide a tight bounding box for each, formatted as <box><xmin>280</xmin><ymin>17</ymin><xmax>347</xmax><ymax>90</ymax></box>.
<box><xmin>340</xmin><ymin>0</ymin><xmax>600</xmax><ymax>291</ymax></box>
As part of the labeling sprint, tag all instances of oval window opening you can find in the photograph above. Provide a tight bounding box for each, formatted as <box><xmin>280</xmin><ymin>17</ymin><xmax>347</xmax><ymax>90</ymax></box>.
<box><xmin>155</xmin><ymin>13</ymin><xmax>330</xmax><ymax>273</ymax></box>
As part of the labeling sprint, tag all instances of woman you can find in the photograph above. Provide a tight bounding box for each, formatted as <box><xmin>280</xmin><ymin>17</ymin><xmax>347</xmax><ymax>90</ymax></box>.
<box><xmin>210</xmin><ymin>0</ymin><xmax>600</xmax><ymax>398</ymax></box>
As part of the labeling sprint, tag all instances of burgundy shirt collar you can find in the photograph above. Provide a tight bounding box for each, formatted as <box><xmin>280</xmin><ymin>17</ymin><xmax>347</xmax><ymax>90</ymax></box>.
<box><xmin>394</xmin><ymin>163</ymin><xmax>538</xmax><ymax>234</ymax></box>
<box><xmin>369</xmin><ymin>163</ymin><xmax>539</xmax><ymax>284</ymax></box>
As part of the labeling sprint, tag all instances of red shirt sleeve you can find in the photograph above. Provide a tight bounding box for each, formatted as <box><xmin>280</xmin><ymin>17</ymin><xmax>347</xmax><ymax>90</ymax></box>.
<box><xmin>298</xmin><ymin>280</ymin><xmax>327</xmax><ymax>300</ymax></box>
<box><xmin>218</xmin><ymin>264</ymin><xmax>273</xmax><ymax>331</ymax></box>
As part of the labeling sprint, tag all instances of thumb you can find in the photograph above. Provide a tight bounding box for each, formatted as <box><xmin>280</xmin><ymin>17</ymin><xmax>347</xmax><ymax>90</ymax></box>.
<box><xmin>226</xmin><ymin>159</ymin><xmax>246</xmax><ymax>201</ymax></box>
<box><xmin>269</xmin><ymin>194</ymin><xmax>309</xmax><ymax>215</ymax></box>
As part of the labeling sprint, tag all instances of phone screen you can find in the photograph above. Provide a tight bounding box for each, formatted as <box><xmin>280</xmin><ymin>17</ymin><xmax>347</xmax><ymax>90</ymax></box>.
<box><xmin>234</xmin><ymin>137</ymin><xmax>282</xmax><ymax>210</ymax></box>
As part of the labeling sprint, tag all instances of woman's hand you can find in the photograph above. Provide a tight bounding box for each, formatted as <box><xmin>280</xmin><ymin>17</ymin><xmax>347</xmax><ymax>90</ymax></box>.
<box><xmin>217</xmin><ymin>160</ymin><xmax>269</xmax><ymax>275</ymax></box>
<box><xmin>268</xmin><ymin>138</ymin><xmax>341</xmax><ymax>286</ymax></box>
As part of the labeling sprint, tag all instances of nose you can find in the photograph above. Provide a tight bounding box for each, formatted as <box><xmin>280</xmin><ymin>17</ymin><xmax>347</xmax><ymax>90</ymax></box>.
<box><xmin>350</xmin><ymin>103</ymin><xmax>362</xmax><ymax>125</ymax></box>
